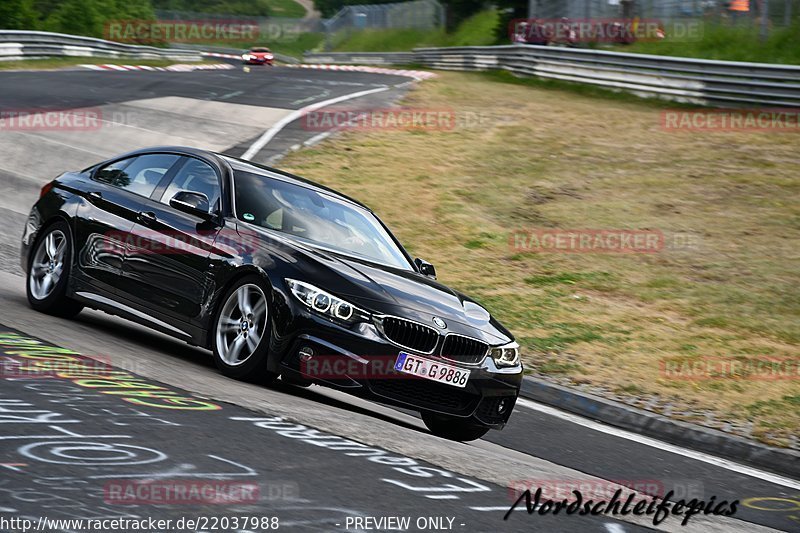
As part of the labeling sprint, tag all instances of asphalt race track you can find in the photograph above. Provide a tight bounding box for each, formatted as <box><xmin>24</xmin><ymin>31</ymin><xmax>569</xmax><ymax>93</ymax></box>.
<box><xmin>0</xmin><ymin>64</ymin><xmax>797</xmax><ymax>533</ymax></box>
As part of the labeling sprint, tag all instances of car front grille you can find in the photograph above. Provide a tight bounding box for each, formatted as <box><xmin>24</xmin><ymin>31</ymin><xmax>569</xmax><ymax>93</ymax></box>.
<box><xmin>377</xmin><ymin>316</ymin><xmax>439</xmax><ymax>354</ymax></box>
<box><xmin>369</xmin><ymin>378</ymin><xmax>477</xmax><ymax>412</ymax></box>
<box><xmin>440</xmin><ymin>334</ymin><xmax>489</xmax><ymax>364</ymax></box>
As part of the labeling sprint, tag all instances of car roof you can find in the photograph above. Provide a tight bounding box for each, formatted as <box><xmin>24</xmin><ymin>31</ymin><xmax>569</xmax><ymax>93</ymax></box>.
<box><xmin>112</xmin><ymin>146</ymin><xmax>369</xmax><ymax>210</ymax></box>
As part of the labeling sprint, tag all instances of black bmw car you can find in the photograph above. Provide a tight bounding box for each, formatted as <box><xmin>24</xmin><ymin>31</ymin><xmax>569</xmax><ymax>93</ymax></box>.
<box><xmin>21</xmin><ymin>146</ymin><xmax>522</xmax><ymax>441</ymax></box>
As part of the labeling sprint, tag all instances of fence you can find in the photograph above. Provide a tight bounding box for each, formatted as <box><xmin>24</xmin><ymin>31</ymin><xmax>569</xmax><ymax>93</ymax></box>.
<box><xmin>323</xmin><ymin>0</ymin><xmax>445</xmax><ymax>49</ymax></box>
<box><xmin>0</xmin><ymin>30</ymin><xmax>201</xmax><ymax>62</ymax></box>
<box><xmin>305</xmin><ymin>44</ymin><xmax>800</xmax><ymax>107</ymax></box>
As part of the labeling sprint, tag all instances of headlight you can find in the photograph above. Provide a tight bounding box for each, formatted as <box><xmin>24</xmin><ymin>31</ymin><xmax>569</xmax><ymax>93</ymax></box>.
<box><xmin>286</xmin><ymin>279</ymin><xmax>369</xmax><ymax>323</ymax></box>
<box><xmin>242</xmin><ymin>54</ymin><xmax>253</xmax><ymax>60</ymax></box>
<box><xmin>490</xmin><ymin>341</ymin><xmax>520</xmax><ymax>367</ymax></box>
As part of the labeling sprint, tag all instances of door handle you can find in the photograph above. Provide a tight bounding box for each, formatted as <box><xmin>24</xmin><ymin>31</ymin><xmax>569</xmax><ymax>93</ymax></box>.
<box><xmin>137</xmin><ymin>211</ymin><xmax>157</xmax><ymax>224</ymax></box>
<box><xmin>87</xmin><ymin>191</ymin><xmax>102</xmax><ymax>202</ymax></box>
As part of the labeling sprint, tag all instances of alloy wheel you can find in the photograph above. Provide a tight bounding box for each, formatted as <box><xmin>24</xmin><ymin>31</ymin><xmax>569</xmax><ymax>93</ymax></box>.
<box><xmin>215</xmin><ymin>283</ymin><xmax>268</xmax><ymax>366</ymax></box>
<box><xmin>29</xmin><ymin>229</ymin><xmax>67</xmax><ymax>301</ymax></box>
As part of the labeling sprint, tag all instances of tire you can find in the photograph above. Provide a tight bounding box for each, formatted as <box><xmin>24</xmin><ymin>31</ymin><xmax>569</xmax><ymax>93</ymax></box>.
<box><xmin>421</xmin><ymin>412</ymin><xmax>490</xmax><ymax>442</ymax></box>
<box><xmin>211</xmin><ymin>275</ymin><xmax>278</xmax><ymax>384</ymax></box>
<box><xmin>26</xmin><ymin>220</ymin><xmax>84</xmax><ymax>318</ymax></box>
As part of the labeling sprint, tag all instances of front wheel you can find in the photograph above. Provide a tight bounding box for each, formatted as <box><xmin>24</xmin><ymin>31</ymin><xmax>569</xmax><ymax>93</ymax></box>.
<box><xmin>26</xmin><ymin>220</ymin><xmax>83</xmax><ymax>318</ymax></box>
<box><xmin>421</xmin><ymin>412</ymin><xmax>490</xmax><ymax>442</ymax></box>
<box><xmin>212</xmin><ymin>276</ymin><xmax>278</xmax><ymax>384</ymax></box>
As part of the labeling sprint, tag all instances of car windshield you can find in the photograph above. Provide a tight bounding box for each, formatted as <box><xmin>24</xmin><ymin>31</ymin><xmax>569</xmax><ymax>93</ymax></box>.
<box><xmin>250</xmin><ymin>47</ymin><xmax>270</xmax><ymax>52</ymax></box>
<box><xmin>233</xmin><ymin>170</ymin><xmax>412</xmax><ymax>270</ymax></box>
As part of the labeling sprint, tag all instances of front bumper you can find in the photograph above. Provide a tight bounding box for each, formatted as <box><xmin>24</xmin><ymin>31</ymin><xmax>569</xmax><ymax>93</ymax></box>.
<box><xmin>274</xmin><ymin>304</ymin><xmax>522</xmax><ymax>429</ymax></box>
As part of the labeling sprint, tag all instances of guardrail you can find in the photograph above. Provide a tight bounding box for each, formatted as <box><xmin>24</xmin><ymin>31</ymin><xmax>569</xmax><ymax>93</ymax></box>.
<box><xmin>305</xmin><ymin>51</ymin><xmax>415</xmax><ymax>66</ymax></box>
<box><xmin>306</xmin><ymin>45</ymin><xmax>800</xmax><ymax>107</ymax></box>
<box><xmin>0</xmin><ymin>30</ymin><xmax>201</xmax><ymax>62</ymax></box>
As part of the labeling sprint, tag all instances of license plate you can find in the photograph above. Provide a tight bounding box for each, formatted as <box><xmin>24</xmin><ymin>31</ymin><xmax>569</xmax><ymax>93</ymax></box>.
<box><xmin>394</xmin><ymin>352</ymin><xmax>470</xmax><ymax>388</ymax></box>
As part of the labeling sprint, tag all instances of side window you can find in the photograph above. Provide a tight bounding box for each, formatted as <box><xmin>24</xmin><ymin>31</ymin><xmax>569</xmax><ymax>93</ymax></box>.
<box><xmin>93</xmin><ymin>154</ymin><xmax>180</xmax><ymax>198</ymax></box>
<box><xmin>93</xmin><ymin>157</ymin><xmax>134</xmax><ymax>186</ymax></box>
<box><xmin>161</xmin><ymin>158</ymin><xmax>221</xmax><ymax>213</ymax></box>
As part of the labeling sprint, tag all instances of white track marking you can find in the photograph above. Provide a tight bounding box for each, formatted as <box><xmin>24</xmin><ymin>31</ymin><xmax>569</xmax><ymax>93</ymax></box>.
<box><xmin>516</xmin><ymin>398</ymin><xmax>800</xmax><ymax>490</ymax></box>
<box><xmin>604</xmin><ymin>523</ymin><xmax>627</xmax><ymax>533</ymax></box>
<box><xmin>303</xmin><ymin>130</ymin><xmax>333</xmax><ymax>147</ymax></box>
<box><xmin>241</xmin><ymin>86</ymin><xmax>389</xmax><ymax>160</ymax></box>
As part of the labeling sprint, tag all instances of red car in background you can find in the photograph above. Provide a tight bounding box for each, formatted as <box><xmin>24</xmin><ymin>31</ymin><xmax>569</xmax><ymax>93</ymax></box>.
<box><xmin>242</xmin><ymin>47</ymin><xmax>274</xmax><ymax>65</ymax></box>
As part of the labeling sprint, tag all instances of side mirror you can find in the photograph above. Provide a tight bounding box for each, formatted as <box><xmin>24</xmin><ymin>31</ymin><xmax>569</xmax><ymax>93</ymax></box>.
<box><xmin>414</xmin><ymin>258</ymin><xmax>436</xmax><ymax>279</ymax></box>
<box><xmin>169</xmin><ymin>191</ymin><xmax>211</xmax><ymax>219</ymax></box>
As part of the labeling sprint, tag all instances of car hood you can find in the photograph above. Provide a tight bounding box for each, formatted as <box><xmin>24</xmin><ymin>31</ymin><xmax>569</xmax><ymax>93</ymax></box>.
<box><xmin>298</xmin><ymin>243</ymin><xmax>511</xmax><ymax>345</ymax></box>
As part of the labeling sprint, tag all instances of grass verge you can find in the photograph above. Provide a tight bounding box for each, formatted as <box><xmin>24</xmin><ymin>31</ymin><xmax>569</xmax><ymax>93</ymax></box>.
<box><xmin>611</xmin><ymin>21</ymin><xmax>800</xmax><ymax>64</ymax></box>
<box><xmin>280</xmin><ymin>71</ymin><xmax>800</xmax><ymax>447</ymax></box>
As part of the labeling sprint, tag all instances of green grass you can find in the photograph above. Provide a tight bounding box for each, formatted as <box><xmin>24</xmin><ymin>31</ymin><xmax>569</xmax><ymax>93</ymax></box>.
<box><xmin>193</xmin><ymin>32</ymin><xmax>325</xmax><ymax>60</ymax></box>
<box><xmin>331</xmin><ymin>9</ymin><xmax>500</xmax><ymax>52</ymax></box>
<box><xmin>611</xmin><ymin>22</ymin><xmax>800</xmax><ymax>65</ymax></box>
<box><xmin>271</xmin><ymin>32</ymin><xmax>325</xmax><ymax>59</ymax></box>
<box><xmin>524</xmin><ymin>271</ymin><xmax>614</xmax><ymax>288</ymax></box>
<box><xmin>264</xmin><ymin>0</ymin><xmax>307</xmax><ymax>18</ymax></box>
<box><xmin>332</xmin><ymin>28</ymin><xmax>446</xmax><ymax>52</ymax></box>
<box><xmin>331</xmin><ymin>13</ymin><xmax>799</xmax><ymax>65</ymax></box>
<box><xmin>447</xmin><ymin>8</ymin><xmax>501</xmax><ymax>46</ymax></box>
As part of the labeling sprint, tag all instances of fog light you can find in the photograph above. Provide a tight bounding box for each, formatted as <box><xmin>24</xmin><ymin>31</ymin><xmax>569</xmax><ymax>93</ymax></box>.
<box><xmin>298</xmin><ymin>346</ymin><xmax>314</xmax><ymax>362</ymax></box>
<box><xmin>497</xmin><ymin>398</ymin><xmax>509</xmax><ymax>414</ymax></box>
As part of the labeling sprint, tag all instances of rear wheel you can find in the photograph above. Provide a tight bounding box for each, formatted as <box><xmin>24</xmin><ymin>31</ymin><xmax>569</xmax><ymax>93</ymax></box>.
<box><xmin>26</xmin><ymin>221</ymin><xmax>83</xmax><ymax>318</ymax></box>
<box><xmin>212</xmin><ymin>276</ymin><xmax>278</xmax><ymax>384</ymax></box>
<box><xmin>421</xmin><ymin>412</ymin><xmax>490</xmax><ymax>442</ymax></box>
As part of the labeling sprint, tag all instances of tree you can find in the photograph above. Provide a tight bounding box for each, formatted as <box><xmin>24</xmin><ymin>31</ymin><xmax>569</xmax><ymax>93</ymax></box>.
<box><xmin>114</xmin><ymin>0</ymin><xmax>158</xmax><ymax>20</ymax></box>
<box><xmin>493</xmin><ymin>0</ymin><xmax>528</xmax><ymax>43</ymax></box>
<box><xmin>444</xmin><ymin>0</ymin><xmax>486</xmax><ymax>31</ymax></box>
<box><xmin>44</xmin><ymin>0</ymin><xmax>106</xmax><ymax>37</ymax></box>
<box><xmin>0</xmin><ymin>0</ymin><xmax>39</xmax><ymax>30</ymax></box>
